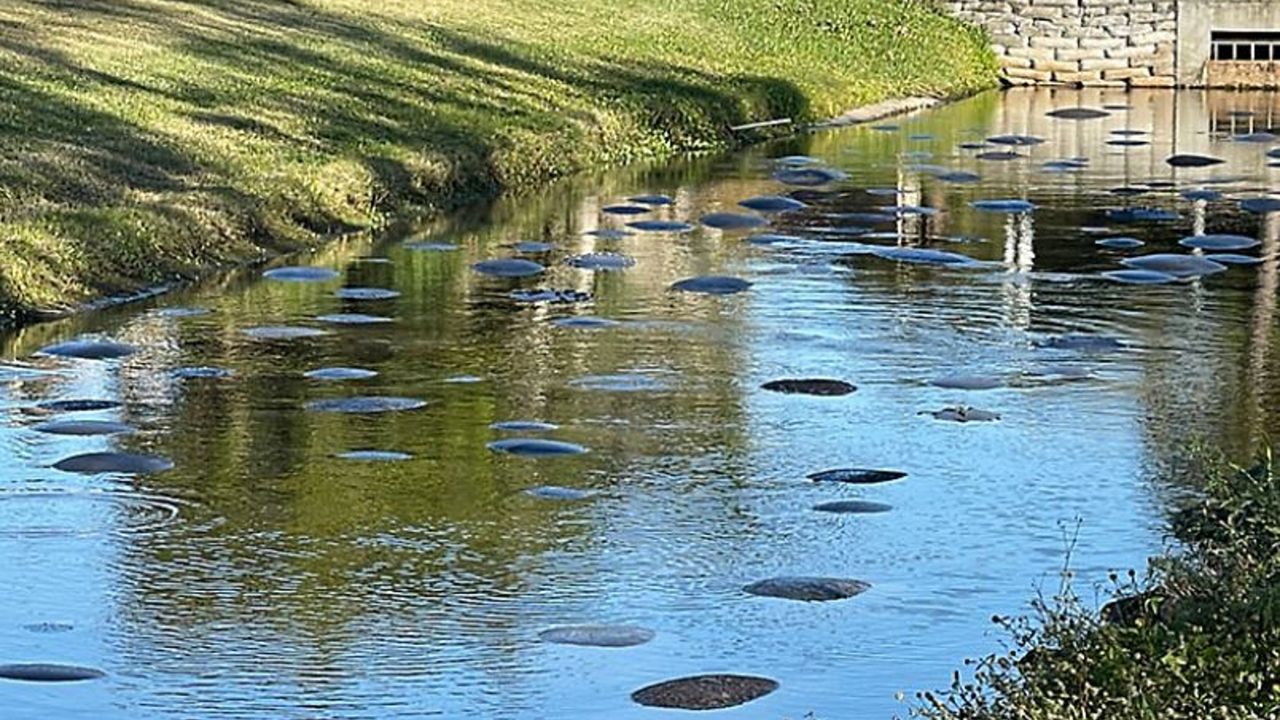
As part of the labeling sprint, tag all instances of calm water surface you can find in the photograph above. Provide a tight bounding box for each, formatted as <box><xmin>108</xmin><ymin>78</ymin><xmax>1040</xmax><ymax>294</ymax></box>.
<box><xmin>3</xmin><ymin>87</ymin><xmax>1280</xmax><ymax>718</ymax></box>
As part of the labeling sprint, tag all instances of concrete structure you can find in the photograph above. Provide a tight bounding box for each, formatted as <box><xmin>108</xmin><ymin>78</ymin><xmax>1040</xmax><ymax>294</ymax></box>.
<box><xmin>943</xmin><ymin>0</ymin><xmax>1280</xmax><ymax>88</ymax></box>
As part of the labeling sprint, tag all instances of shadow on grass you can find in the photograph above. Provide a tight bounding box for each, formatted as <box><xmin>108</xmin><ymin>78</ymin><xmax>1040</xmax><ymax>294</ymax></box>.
<box><xmin>1</xmin><ymin>0</ymin><xmax>807</xmax><ymax>228</ymax></box>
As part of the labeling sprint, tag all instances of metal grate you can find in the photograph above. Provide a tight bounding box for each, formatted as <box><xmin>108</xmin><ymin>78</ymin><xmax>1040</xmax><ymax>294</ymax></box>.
<box><xmin>1211</xmin><ymin>30</ymin><xmax>1280</xmax><ymax>62</ymax></box>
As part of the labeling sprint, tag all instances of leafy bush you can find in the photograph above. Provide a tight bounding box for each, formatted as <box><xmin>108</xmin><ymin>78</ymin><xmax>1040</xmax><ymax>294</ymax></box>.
<box><xmin>913</xmin><ymin>452</ymin><xmax>1280</xmax><ymax>720</ymax></box>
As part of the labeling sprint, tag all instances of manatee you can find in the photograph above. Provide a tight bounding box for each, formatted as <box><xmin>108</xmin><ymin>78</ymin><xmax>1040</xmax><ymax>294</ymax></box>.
<box><xmin>771</xmin><ymin>167</ymin><xmax>848</xmax><ymax>186</ymax></box>
<box><xmin>524</xmin><ymin>486</ymin><xmax>593</xmax><ymax>501</ymax></box>
<box><xmin>1104</xmin><ymin>207</ymin><xmax>1179</xmax><ymax>223</ymax></box>
<box><xmin>242</xmin><ymin>326</ymin><xmax>329</xmax><ymax>340</ymax></box>
<box><xmin>334</xmin><ymin>287</ymin><xmax>400</xmax><ymax>301</ymax></box>
<box><xmin>172</xmin><ymin>366</ymin><xmax>235</xmax><ymax>379</ymax></box>
<box><xmin>53</xmin><ymin>452</ymin><xmax>173</xmax><ymax>475</ymax></box>
<box><xmin>32</xmin><ymin>420</ymin><xmax>134</xmax><ymax>436</ymax></box>
<box><xmin>744</xmin><ymin>576</ymin><xmax>871</xmax><ymax>601</ymax></box>
<box><xmin>627</xmin><ymin>194</ymin><xmax>673</xmax><ymax>206</ymax></box>
<box><xmin>987</xmin><ymin>135</ymin><xmax>1044</xmax><ymax>146</ymax></box>
<box><xmin>487</xmin><ymin>438</ymin><xmax>588</xmax><ymax>456</ymax></box>
<box><xmin>37</xmin><ymin>339</ymin><xmax>137</xmax><ymax>360</ymax></box>
<box><xmin>746</xmin><ymin>233</ymin><xmax>804</xmax><ymax>246</ymax></box>
<box><xmin>738</xmin><ymin>195</ymin><xmax>807</xmax><ymax>213</ymax></box>
<box><xmin>761</xmin><ymin>378</ymin><xmax>856</xmax><ymax>396</ymax></box>
<box><xmin>632</xmin><ymin>675</ymin><xmax>779</xmax><ymax>710</ymax></box>
<box><xmin>807</xmin><ymin>468</ymin><xmax>905</xmax><ymax>484</ymax></box>
<box><xmin>569</xmin><ymin>373</ymin><xmax>673</xmax><ymax>392</ymax></box>
<box><xmin>924</xmin><ymin>406</ymin><xmax>1000</xmax><ymax>422</ymax></box>
<box><xmin>976</xmin><ymin>151</ymin><xmax>1023</xmax><ymax>161</ymax></box>
<box><xmin>1106</xmin><ymin>139</ymin><xmax>1150</xmax><ymax>147</ymax></box>
<box><xmin>1103</xmin><ymin>104</ymin><xmax>1132</xmax><ymax>110</ymax></box>
<box><xmin>1166</xmin><ymin>154</ymin><xmax>1224</xmax><ymax>168</ymax></box>
<box><xmin>1047</xmin><ymin>107</ymin><xmax>1110</xmax><ymax>120</ymax></box>
<box><xmin>870</xmin><ymin>124</ymin><xmax>899</xmax><ymax>131</ymax></box>
<box><xmin>304</xmin><ymin>396</ymin><xmax>427</xmax><ymax>413</ymax></box>
<box><xmin>824</xmin><ymin>212</ymin><xmax>896</xmax><ymax>224</ymax></box>
<box><xmin>701</xmin><ymin>212</ymin><xmax>768</xmax><ymax>231</ymax></box>
<box><xmin>971</xmin><ymin>199</ymin><xmax>1036</xmax><ymax>214</ymax></box>
<box><xmin>565</xmin><ymin>252</ymin><xmax>635</xmax><ymax>271</ymax></box>
<box><xmin>510</xmin><ymin>288</ymin><xmax>593</xmax><ymax>304</ymax></box>
<box><xmin>1111</xmin><ymin>129</ymin><xmax>1147</xmax><ymax>136</ymax></box>
<box><xmin>1180</xmin><ymin>189</ymin><xmax>1222</xmax><ymax>202</ymax></box>
<box><xmin>1234</xmin><ymin>132</ymin><xmax>1278</xmax><ymax>143</ymax></box>
<box><xmin>442</xmin><ymin>375</ymin><xmax>484</xmax><ymax>384</ymax></box>
<box><xmin>1204</xmin><ymin>253</ymin><xmax>1263</xmax><ymax>266</ymax></box>
<box><xmin>315</xmin><ymin>313</ymin><xmax>394</xmax><ymax>325</ymax></box>
<box><xmin>262</xmin><ymin>266</ymin><xmax>340</xmax><ymax>282</ymax></box>
<box><xmin>491</xmin><ymin>420</ymin><xmax>559</xmax><ymax>431</ymax></box>
<box><xmin>584</xmin><ymin>228</ymin><xmax>634</xmax><ymax>240</ymax></box>
<box><xmin>774</xmin><ymin>155</ymin><xmax>821</xmax><ymax>165</ymax></box>
<box><xmin>1042</xmin><ymin>160</ymin><xmax>1086</xmax><ymax>172</ymax></box>
<box><xmin>472</xmin><ymin>258</ymin><xmax>545</xmax><ymax>278</ymax></box>
<box><xmin>1269</xmin><ymin>148</ymin><xmax>1280</xmax><ymax>160</ymax></box>
<box><xmin>1178</xmin><ymin>234</ymin><xmax>1259</xmax><ymax>251</ymax></box>
<box><xmin>304</xmin><ymin>367</ymin><xmax>378</xmax><ymax>381</ymax></box>
<box><xmin>627</xmin><ymin>219</ymin><xmax>695</xmax><ymax>233</ymax></box>
<box><xmin>551</xmin><ymin>316</ymin><xmax>619</xmax><ymax>329</ymax></box>
<box><xmin>871</xmin><ymin>247</ymin><xmax>978</xmax><ymax>266</ymax></box>
<box><xmin>1101</xmin><ymin>269</ymin><xmax>1179</xmax><ymax>284</ymax></box>
<box><xmin>1121</xmin><ymin>254</ymin><xmax>1228</xmax><ymax>278</ymax></box>
<box><xmin>156</xmin><ymin>306</ymin><xmax>211</xmax><ymax>318</ymax></box>
<box><xmin>813</xmin><ymin>500</ymin><xmax>893</xmax><ymax>514</ymax></box>
<box><xmin>1109</xmin><ymin>187</ymin><xmax>1149</xmax><ymax>197</ymax></box>
<box><xmin>540</xmin><ymin>624</ymin><xmax>652</xmax><ymax>646</ymax></box>
<box><xmin>670</xmin><ymin>276</ymin><xmax>752</xmax><ymax>295</ymax></box>
<box><xmin>0</xmin><ymin>663</ymin><xmax>105</xmax><ymax>683</ymax></box>
<box><xmin>937</xmin><ymin>171</ymin><xmax>981</xmax><ymax>184</ymax></box>
<box><xmin>513</xmin><ymin>241</ymin><xmax>555</xmax><ymax>253</ymax></box>
<box><xmin>602</xmin><ymin>204</ymin><xmax>650</xmax><ymax>216</ymax></box>
<box><xmin>930</xmin><ymin>373</ymin><xmax>1003</xmax><ymax>390</ymax></box>
<box><xmin>37</xmin><ymin>399</ymin><xmax>120</xmax><ymax>413</ymax></box>
<box><xmin>336</xmin><ymin>450</ymin><xmax>412</xmax><ymax>462</ymax></box>
<box><xmin>908</xmin><ymin>133</ymin><xmax>934</xmax><ymax>141</ymax></box>
<box><xmin>879</xmin><ymin>204</ymin><xmax>938</xmax><ymax>217</ymax></box>
<box><xmin>403</xmin><ymin>241</ymin><xmax>459</xmax><ymax>252</ymax></box>
<box><xmin>1036</xmin><ymin>335</ymin><xmax>1124</xmax><ymax>351</ymax></box>
<box><xmin>1095</xmin><ymin>237</ymin><xmax>1145</xmax><ymax>250</ymax></box>
<box><xmin>1241</xmin><ymin>197</ymin><xmax>1280</xmax><ymax>214</ymax></box>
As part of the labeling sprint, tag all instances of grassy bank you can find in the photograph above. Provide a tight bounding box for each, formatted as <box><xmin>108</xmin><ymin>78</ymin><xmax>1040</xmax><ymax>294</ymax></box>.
<box><xmin>0</xmin><ymin>0</ymin><xmax>996</xmax><ymax>320</ymax></box>
<box><xmin>914</xmin><ymin>451</ymin><xmax>1280</xmax><ymax>719</ymax></box>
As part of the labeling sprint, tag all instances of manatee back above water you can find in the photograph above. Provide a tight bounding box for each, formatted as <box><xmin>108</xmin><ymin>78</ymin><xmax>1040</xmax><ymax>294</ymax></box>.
<box><xmin>0</xmin><ymin>663</ymin><xmax>106</xmax><ymax>682</ymax></box>
<box><xmin>813</xmin><ymin>500</ymin><xmax>893</xmax><ymax>514</ymax></box>
<box><xmin>472</xmin><ymin>258</ymin><xmax>546</xmax><ymax>278</ymax></box>
<box><xmin>565</xmin><ymin>253</ymin><xmax>635</xmax><ymax>271</ymax></box>
<box><xmin>670</xmin><ymin>276</ymin><xmax>753</xmax><ymax>295</ymax></box>
<box><xmin>37</xmin><ymin>399</ymin><xmax>121</xmax><ymax>413</ymax></box>
<box><xmin>487</xmin><ymin>438</ymin><xmax>588</xmax><ymax>457</ymax></box>
<box><xmin>1046</xmin><ymin>107</ymin><xmax>1110</xmax><ymax>120</ymax></box>
<box><xmin>304</xmin><ymin>396</ymin><xmax>427</xmax><ymax>413</ymax></box>
<box><xmin>631</xmin><ymin>674</ymin><xmax>779</xmax><ymax>710</ymax></box>
<box><xmin>523</xmin><ymin>485</ymin><xmax>593</xmax><ymax>501</ymax></box>
<box><xmin>761</xmin><ymin>378</ymin><xmax>856</xmax><ymax>396</ymax></box>
<box><xmin>738</xmin><ymin>195</ymin><xmax>807</xmax><ymax>213</ymax></box>
<box><xmin>744</xmin><ymin>576</ymin><xmax>871</xmax><ymax>601</ymax></box>
<box><xmin>540</xmin><ymin>624</ymin><xmax>653</xmax><ymax>647</ymax></box>
<box><xmin>700</xmin><ymin>212</ymin><xmax>768</xmax><ymax>231</ymax></box>
<box><xmin>333</xmin><ymin>287</ymin><xmax>401</xmax><ymax>301</ymax></box>
<box><xmin>32</xmin><ymin>420</ymin><xmax>135</xmax><ymax>436</ymax></box>
<box><xmin>37</xmin><ymin>339</ymin><xmax>137</xmax><ymax>360</ymax></box>
<box><xmin>262</xmin><ymin>266</ymin><xmax>341</xmax><ymax>282</ymax></box>
<box><xmin>627</xmin><ymin>219</ymin><xmax>695</xmax><ymax>233</ymax></box>
<box><xmin>1121</xmin><ymin>253</ymin><xmax>1228</xmax><ymax>278</ymax></box>
<box><xmin>1166</xmin><ymin>154</ymin><xmax>1224</xmax><ymax>168</ymax></box>
<box><xmin>1178</xmin><ymin>234</ymin><xmax>1259</xmax><ymax>251</ymax></box>
<box><xmin>924</xmin><ymin>406</ymin><xmax>1001</xmax><ymax>423</ymax></box>
<box><xmin>53</xmin><ymin>452</ymin><xmax>174</xmax><ymax>475</ymax></box>
<box><xmin>1101</xmin><ymin>269</ymin><xmax>1179</xmax><ymax>285</ymax></box>
<box><xmin>807</xmin><ymin>468</ymin><xmax>905</xmax><ymax>484</ymax></box>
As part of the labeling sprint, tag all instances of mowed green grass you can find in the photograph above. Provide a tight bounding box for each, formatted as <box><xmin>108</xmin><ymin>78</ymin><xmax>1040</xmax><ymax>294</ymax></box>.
<box><xmin>0</xmin><ymin>0</ymin><xmax>996</xmax><ymax>317</ymax></box>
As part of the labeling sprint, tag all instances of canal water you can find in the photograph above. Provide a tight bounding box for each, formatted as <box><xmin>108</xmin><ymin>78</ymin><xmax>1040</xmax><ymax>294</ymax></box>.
<box><xmin>1</xmin><ymin>87</ymin><xmax>1278</xmax><ymax>719</ymax></box>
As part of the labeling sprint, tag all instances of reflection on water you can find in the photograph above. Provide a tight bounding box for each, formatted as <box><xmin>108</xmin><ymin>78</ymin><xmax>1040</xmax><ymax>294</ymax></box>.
<box><xmin>2</xmin><ymin>87</ymin><xmax>1280</xmax><ymax>718</ymax></box>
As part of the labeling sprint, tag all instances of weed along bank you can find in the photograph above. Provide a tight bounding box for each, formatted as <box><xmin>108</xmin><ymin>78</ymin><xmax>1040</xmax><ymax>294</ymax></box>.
<box><xmin>946</xmin><ymin>0</ymin><xmax>1280</xmax><ymax>88</ymax></box>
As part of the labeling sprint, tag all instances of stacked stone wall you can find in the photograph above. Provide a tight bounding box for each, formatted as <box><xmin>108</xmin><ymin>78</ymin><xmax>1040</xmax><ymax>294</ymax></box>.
<box><xmin>944</xmin><ymin>0</ymin><xmax>1178</xmax><ymax>87</ymax></box>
